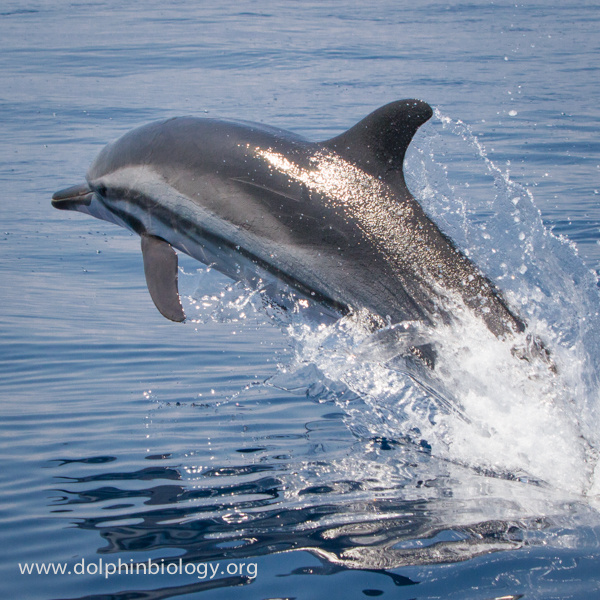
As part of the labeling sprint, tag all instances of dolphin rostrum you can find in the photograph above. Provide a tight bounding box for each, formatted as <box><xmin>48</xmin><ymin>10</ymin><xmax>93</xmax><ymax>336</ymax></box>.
<box><xmin>52</xmin><ymin>100</ymin><xmax>526</xmax><ymax>340</ymax></box>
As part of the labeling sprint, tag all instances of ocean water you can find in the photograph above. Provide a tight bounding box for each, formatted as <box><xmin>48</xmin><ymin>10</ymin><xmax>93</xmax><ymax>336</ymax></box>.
<box><xmin>1</xmin><ymin>1</ymin><xmax>600</xmax><ymax>599</ymax></box>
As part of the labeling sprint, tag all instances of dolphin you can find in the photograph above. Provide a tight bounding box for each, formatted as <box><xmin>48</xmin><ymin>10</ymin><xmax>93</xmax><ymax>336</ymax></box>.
<box><xmin>52</xmin><ymin>100</ymin><xmax>525</xmax><ymax>341</ymax></box>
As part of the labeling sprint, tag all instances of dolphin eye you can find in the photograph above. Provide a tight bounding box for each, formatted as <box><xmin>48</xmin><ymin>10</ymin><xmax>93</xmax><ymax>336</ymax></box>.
<box><xmin>95</xmin><ymin>184</ymin><xmax>107</xmax><ymax>196</ymax></box>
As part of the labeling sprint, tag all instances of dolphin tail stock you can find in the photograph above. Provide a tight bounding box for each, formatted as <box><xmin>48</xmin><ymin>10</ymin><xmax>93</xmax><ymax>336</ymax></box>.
<box><xmin>351</xmin><ymin>319</ymin><xmax>437</xmax><ymax>368</ymax></box>
<box><xmin>140</xmin><ymin>234</ymin><xmax>186</xmax><ymax>322</ymax></box>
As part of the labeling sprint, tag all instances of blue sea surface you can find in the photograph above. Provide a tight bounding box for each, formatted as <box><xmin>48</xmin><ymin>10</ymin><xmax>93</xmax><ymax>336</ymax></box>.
<box><xmin>1</xmin><ymin>2</ymin><xmax>600</xmax><ymax>599</ymax></box>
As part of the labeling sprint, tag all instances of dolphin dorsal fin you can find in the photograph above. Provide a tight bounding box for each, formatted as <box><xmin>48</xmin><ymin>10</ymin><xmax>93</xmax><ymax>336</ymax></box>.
<box><xmin>322</xmin><ymin>100</ymin><xmax>433</xmax><ymax>183</ymax></box>
<box><xmin>141</xmin><ymin>234</ymin><xmax>186</xmax><ymax>322</ymax></box>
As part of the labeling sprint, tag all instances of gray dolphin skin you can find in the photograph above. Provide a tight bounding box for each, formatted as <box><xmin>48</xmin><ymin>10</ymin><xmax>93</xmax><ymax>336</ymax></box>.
<box><xmin>52</xmin><ymin>100</ymin><xmax>525</xmax><ymax>339</ymax></box>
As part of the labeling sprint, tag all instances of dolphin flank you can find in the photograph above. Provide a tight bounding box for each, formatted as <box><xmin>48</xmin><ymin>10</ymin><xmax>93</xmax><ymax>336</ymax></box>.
<box><xmin>52</xmin><ymin>100</ymin><xmax>526</xmax><ymax>339</ymax></box>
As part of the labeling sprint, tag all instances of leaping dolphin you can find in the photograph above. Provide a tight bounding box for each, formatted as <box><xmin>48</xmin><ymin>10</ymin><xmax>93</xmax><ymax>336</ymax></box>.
<box><xmin>52</xmin><ymin>100</ymin><xmax>525</xmax><ymax>340</ymax></box>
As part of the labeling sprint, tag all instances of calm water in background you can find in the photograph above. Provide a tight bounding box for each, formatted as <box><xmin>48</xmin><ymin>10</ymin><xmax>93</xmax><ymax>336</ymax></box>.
<box><xmin>1</xmin><ymin>2</ymin><xmax>600</xmax><ymax>599</ymax></box>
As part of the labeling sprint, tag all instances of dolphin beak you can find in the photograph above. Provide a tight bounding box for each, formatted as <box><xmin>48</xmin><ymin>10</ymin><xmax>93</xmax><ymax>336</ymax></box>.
<box><xmin>52</xmin><ymin>183</ymin><xmax>94</xmax><ymax>210</ymax></box>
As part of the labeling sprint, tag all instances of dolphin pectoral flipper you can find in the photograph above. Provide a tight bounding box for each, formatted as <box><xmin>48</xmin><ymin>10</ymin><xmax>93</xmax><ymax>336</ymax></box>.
<box><xmin>140</xmin><ymin>234</ymin><xmax>186</xmax><ymax>322</ymax></box>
